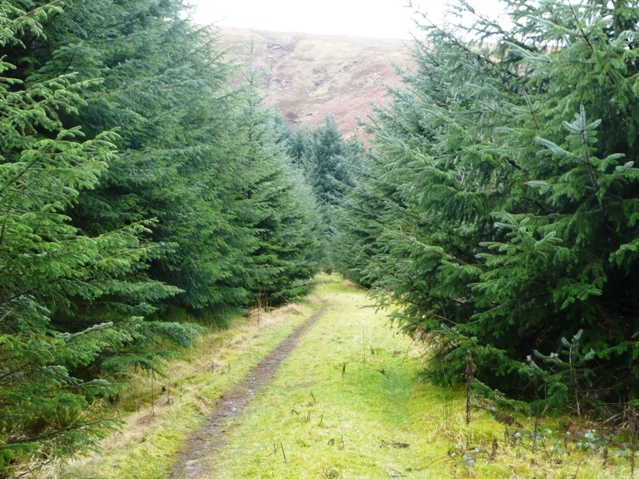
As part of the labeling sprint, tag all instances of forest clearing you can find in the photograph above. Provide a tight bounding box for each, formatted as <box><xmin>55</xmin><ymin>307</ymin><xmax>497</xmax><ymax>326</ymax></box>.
<box><xmin>56</xmin><ymin>276</ymin><xmax>629</xmax><ymax>479</ymax></box>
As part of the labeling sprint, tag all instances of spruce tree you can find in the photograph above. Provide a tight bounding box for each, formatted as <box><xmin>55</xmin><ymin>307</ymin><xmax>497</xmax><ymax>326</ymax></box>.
<box><xmin>0</xmin><ymin>3</ymin><xmax>197</xmax><ymax>471</ymax></box>
<box><xmin>0</xmin><ymin>1</ymin><xmax>324</xmax><ymax>472</ymax></box>
<box><xmin>283</xmin><ymin>117</ymin><xmax>364</xmax><ymax>269</ymax></box>
<box><xmin>21</xmin><ymin>0</ymin><xmax>324</xmax><ymax>319</ymax></box>
<box><xmin>213</xmin><ymin>82</ymin><xmax>322</xmax><ymax>307</ymax></box>
<box><xmin>337</xmin><ymin>0</ymin><xmax>639</xmax><ymax>406</ymax></box>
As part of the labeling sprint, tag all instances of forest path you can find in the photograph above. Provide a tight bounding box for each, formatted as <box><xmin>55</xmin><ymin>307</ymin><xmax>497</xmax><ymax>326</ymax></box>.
<box><xmin>196</xmin><ymin>276</ymin><xmax>433</xmax><ymax>479</ymax></box>
<box><xmin>59</xmin><ymin>276</ymin><xmax>631</xmax><ymax>479</ymax></box>
<box><xmin>169</xmin><ymin>300</ymin><xmax>328</xmax><ymax>479</ymax></box>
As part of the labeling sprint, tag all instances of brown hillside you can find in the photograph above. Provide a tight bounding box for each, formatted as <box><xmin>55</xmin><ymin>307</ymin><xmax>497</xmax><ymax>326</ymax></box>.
<box><xmin>218</xmin><ymin>27</ymin><xmax>415</xmax><ymax>139</ymax></box>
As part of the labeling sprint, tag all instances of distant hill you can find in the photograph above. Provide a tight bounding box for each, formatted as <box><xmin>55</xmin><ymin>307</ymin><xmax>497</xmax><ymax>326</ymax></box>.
<box><xmin>217</xmin><ymin>27</ymin><xmax>415</xmax><ymax>139</ymax></box>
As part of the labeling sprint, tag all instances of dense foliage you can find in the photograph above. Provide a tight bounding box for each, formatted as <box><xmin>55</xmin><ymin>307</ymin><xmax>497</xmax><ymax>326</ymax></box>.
<box><xmin>334</xmin><ymin>0</ymin><xmax>639</xmax><ymax>411</ymax></box>
<box><xmin>0</xmin><ymin>0</ymin><xmax>321</xmax><ymax>473</ymax></box>
<box><xmin>13</xmin><ymin>0</ymin><xmax>639</xmax><ymax>471</ymax></box>
<box><xmin>280</xmin><ymin>117</ymin><xmax>363</xmax><ymax>269</ymax></box>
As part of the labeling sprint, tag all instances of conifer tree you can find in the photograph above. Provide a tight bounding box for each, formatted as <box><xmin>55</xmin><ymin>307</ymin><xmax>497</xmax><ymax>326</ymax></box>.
<box><xmin>337</xmin><ymin>0</ymin><xmax>639</xmax><ymax>406</ymax></box>
<box><xmin>0</xmin><ymin>3</ymin><xmax>198</xmax><ymax>471</ymax></box>
<box><xmin>0</xmin><ymin>0</ymin><xmax>324</xmax><ymax>472</ymax></box>
<box><xmin>213</xmin><ymin>82</ymin><xmax>323</xmax><ymax>306</ymax></box>
<box><xmin>283</xmin><ymin>117</ymin><xmax>364</xmax><ymax>269</ymax></box>
<box><xmin>19</xmin><ymin>0</ymin><xmax>324</xmax><ymax>319</ymax></box>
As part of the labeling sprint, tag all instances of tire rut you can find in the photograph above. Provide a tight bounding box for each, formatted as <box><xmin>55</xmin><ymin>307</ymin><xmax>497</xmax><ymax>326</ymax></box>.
<box><xmin>170</xmin><ymin>301</ymin><xmax>328</xmax><ymax>479</ymax></box>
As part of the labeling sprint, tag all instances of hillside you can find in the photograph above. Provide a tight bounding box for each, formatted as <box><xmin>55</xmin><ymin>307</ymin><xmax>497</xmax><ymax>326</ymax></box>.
<box><xmin>218</xmin><ymin>27</ymin><xmax>415</xmax><ymax>139</ymax></box>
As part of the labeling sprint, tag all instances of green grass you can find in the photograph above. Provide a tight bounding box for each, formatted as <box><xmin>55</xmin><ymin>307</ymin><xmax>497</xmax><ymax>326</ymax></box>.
<box><xmin>54</xmin><ymin>296</ymin><xmax>321</xmax><ymax>479</ymax></box>
<box><xmin>213</xmin><ymin>275</ymin><xmax>630</xmax><ymax>479</ymax></box>
<box><xmin>53</xmin><ymin>274</ymin><xmax>631</xmax><ymax>479</ymax></box>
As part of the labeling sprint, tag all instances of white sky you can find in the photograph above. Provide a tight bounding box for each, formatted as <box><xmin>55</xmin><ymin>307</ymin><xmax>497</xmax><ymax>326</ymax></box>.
<box><xmin>189</xmin><ymin>1</ymin><xmax>506</xmax><ymax>39</ymax></box>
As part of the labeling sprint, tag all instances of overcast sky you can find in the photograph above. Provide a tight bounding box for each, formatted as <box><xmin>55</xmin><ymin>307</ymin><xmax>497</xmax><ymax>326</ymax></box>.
<box><xmin>190</xmin><ymin>1</ymin><xmax>505</xmax><ymax>39</ymax></box>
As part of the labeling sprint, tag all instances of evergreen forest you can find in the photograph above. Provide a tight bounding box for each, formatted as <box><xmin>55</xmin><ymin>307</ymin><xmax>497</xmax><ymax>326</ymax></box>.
<box><xmin>334</xmin><ymin>0</ymin><xmax>639</xmax><ymax>416</ymax></box>
<box><xmin>2</xmin><ymin>0</ymin><xmax>639</xmax><ymax>476</ymax></box>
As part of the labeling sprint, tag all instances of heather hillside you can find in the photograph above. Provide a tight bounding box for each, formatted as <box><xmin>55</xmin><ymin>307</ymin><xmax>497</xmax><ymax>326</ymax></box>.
<box><xmin>218</xmin><ymin>28</ymin><xmax>414</xmax><ymax>138</ymax></box>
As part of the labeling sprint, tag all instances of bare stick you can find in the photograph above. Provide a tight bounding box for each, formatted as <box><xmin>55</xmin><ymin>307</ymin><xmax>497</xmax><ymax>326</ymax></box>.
<box><xmin>151</xmin><ymin>372</ymin><xmax>155</xmax><ymax>417</ymax></box>
<box><xmin>631</xmin><ymin>406</ymin><xmax>636</xmax><ymax>479</ymax></box>
<box><xmin>465</xmin><ymin>351</ymin><xmax>475</xmax><ymax>425</ymax></box>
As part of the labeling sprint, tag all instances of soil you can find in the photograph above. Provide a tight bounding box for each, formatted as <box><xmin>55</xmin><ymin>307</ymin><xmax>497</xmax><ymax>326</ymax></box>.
<box><xmin>170</xmin><ymin>302</ymin><xmax>328</xmax><ymax>479</ymax></box>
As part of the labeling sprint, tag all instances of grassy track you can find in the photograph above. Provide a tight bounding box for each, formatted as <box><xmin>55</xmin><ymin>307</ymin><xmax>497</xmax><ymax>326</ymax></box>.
<box><xmin>211</xmin><ymin>276</ymin><xmax>629</xmax><ymax>479</ymax></box>
<box><xmin>213</xmin><ymin>275</ymin><xmax>451</xmax><ymax>478</ymax></box>
<box><xmin>56</xmin><ymin>296</ymin><xmax>320</xmax><ymax>479</ymax></box>
<box><xmin>56</xmin><ymin>275</ymin><xmax>629</xmax><ymax>478</ymax></box>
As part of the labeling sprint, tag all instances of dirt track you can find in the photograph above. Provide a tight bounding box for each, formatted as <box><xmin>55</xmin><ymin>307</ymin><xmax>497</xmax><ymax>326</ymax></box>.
<box><xmin>170</xmin><ymin>302</ymin><xmax>327</xmax><ymax>479</ymax></box>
